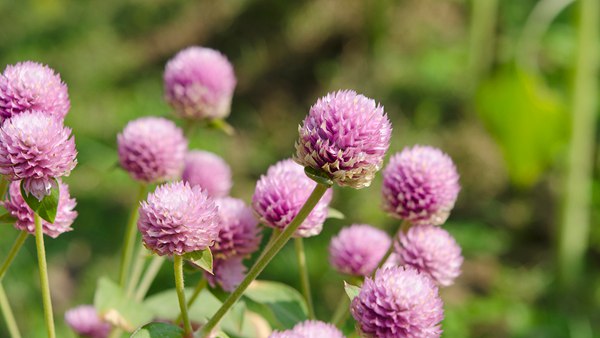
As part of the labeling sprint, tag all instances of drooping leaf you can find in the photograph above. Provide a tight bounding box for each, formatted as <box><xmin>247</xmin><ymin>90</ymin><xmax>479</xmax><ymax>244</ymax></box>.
<box><xmin>131</xmin><ymin>322</ymin><xmax>183</xmax><ymax>338</ymax></box>
<box><xmin>327</xmin><ymin>207</ymin><xmax>345</xmax><ymax>220</ymax></box>
<box><xmin>184</xmin><ymin>247</ymin><xmax>213</xmax><ymax>274</ymax></box>
<box><xmin>94</xmin><ymin>277</ymin><xmax>153</xmax><ymax>332</ymax></box>
<box><xmin>243</xmin><ymin>280</ymin><xmax>308</xmax><ymax>329</ymax></box>
<box><xmin>20</xmin><ymin>179</ymin><xmax>59</xmax><ymax>223</ymax></box>
<box><xmin>344</xmin><ymin>281</ymin><xmax>361</xmax><ymax>301</ymax></box>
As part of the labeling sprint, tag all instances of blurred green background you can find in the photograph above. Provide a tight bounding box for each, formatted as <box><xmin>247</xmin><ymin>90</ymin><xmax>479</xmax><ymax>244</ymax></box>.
<box><xmin>0</xmin><ymin>0</ymin><xmax>599</xmax><ymax>337</ymax></box>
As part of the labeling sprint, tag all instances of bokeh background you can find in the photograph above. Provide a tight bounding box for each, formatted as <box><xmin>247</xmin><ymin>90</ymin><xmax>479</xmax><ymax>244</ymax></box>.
<box><xmin>0</xmin><ymin>0</ymin><xmax>599</xmax><ymax>337</ymax></box>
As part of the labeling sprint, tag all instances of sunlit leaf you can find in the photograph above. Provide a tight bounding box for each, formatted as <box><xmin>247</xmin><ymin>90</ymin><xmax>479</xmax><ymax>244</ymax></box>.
<box><xmin>20</xmin><ymin>179</ymin><xmax>59</xmax><ymax>223</ymax></box>
<box><xmin>185</xmin><ymin>248</ymin><xmax>213</xmax><ymax>274</ymax></box>
<box><xmin>131</xmin><ymin>322</ymin><xmax>183</xmax><ymax>338</ymax></box>
<box><xmin>344</xmin><ymin>281</ymin><xmax>361</xmax><ymax>301</ymax></box>
<box><xmin>243</xmin><ymin>280</ymin><xmax>308</xmax><ymax>329</ymax></box>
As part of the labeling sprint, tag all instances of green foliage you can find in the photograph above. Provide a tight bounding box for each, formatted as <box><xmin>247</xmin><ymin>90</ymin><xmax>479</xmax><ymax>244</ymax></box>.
<box><xmin>131</xmin><ymin>322</ymin><xmax>183</xmax><ymax>338</ymax></box>
<box><xmin>20</xmin><ymin>179</ymin><xmax>59</xmax><ymax>223</ymax></box>
<box><xmin>243</xmin><ymin>280</ymin><xmax>308</xmax><ymax>330</ymax></box>
<box><xmin>184</xmin><ymin>248</ymin><xmax>214</xmax><ymax>274</ymax></box>
<box><xmin>94</xmin><ymin>277</ymin><xmax>153</xmax><ymax>332</ymax></box>
<box><xmin>344</xmin><ymin>282</ymin><xmax>360</xmax><ymax>301</ymax></box>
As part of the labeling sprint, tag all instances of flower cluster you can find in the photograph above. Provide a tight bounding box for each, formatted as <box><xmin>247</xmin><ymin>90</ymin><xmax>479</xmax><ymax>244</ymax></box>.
<box><xmin>269</xmin><ymin>320</ymin><xmax>344</xmax><ymax>338</ymax></box>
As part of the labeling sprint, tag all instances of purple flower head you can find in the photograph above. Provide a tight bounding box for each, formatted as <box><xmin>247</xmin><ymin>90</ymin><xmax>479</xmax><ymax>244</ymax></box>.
<box><xmin>164</xmin><ymin>46</ymin><xmax>236</xmax><ymax>119</ymax></box>
<box><xmin>0</xmin><ymin>111</ymin><xmax>77</xmax><ymax>200</ymax></box>
<box><xmin>64</xmin><ymin>305</ymin><xmax>111</xmax><ymax>338</ymax></box>
<box><xmin>351</xmin><ymin>266</ymin><xmax>444</xmax><ymax>338</ymax></box>
<box><xmin>396</xmin><ymin>224</ymin><xmax>463</xmax><ymax>286</ymax></box>
<box><xmin>269</xmin><ymin>320</ymin><xmax>345</xmax><ymax>338</ymax></box>
<box><xmin>212</xmin><ymin>197</ymin><xmax>261</xmax><ymax>259</ymax></box>
<box><xmin>295</xmin><ymin>90</ymin><xmax>392</xmax><ymax>189</ymax></box>
<box><xmin>329</xmin><ymin>224</ymin><xmax>391</xmax><ymax>276</ymax></box>
<box><xmin>182</xmin><ymin>150</ymin><xmax>232</xmax><ymax>197</ymax></box>
<box><xmin>117</xmin><ymin>117</ymin><xmax>187</xmax><ymax>184</ymax></box>
<box><xmin>0</xmin><ymin>61</ymin><xmax>70</xmax><ymax>122</ymax></box>
<box><xmin>137</xmin><ymin>181</ymin><xmax>221</xmax><ymax>256</ymax></box>
<box><xmin>205</xmin><ymin>257</ymin><xmax>246</xmax><ymax>292</ymax></box>
<box><xmin>2</xmin><ymin>180</ymin><xmax>77</xmax><ymax>238</ymax></box>
<box><xmin>382</xmin><ymin>145</ymin><xmax>460</xmax><ymax>225</ymax></box>
<box><xmin>252</xmin><ymin>159</ymin><xmax>332</xmax><ymax>238</ymax></box>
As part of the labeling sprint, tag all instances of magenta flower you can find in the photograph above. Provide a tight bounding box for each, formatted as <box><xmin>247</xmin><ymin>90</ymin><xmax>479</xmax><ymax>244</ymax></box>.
<box><xmin>329</xmin><ymin>224</ymin><xmax>391</xmax><ymax>276</ymax></box>
<box><xmin>211</xmin><ymin>197</ymin><xmax>261</xmax><ymax>259</ymax></box>
<box><xmin>0</xmin><ymin>61</ymin><xmax>70</xmax><ymax>122</ymax></box>
<box><xmin>64</xmin><ymin>305</ymin><xmax>111</xmax><ymax>338</ymax></box>
<box><xmin>396</xmin><ymin>224</ymin><xmax>463</xmax><ymax>286</ymax></box>
<box><xmin>2</xmin><ymin>180</ymin><xmax>77</xmax><ymax>238</ymax></box>
<box><xmin>117</xmin><ymin>117</ymin><xmax>187</xmax><ymax>184</ymax></box>
<box><xmin>205</xmin><ymin>257</ymin><xmax>246</xmax><ymax>292</ymax></box>
<box><xmin>0</xmin><ymin>111</ymin><xmax>77</xmax><ymax>200</ymax></box>
<box><xmin>351</xmin><ymin>266</ymin><xmax>444</xmax><ymax>338</ymax></box>
<box><xmin>382</xmin><ymin>145</ymin><xmax>460</xmax><ymax>225</ymax></box>
<box><xmin>295</xmin><ymin>90</ymin><xmax>392</xmax><ymax>189</ymax></box>
<box><xmin>182</xmin><ymin>150</ymin><xmax>232</xmax><ymax>198</ymax></box>
<box><xmin>164</xmin><ymin>46</ymin><xmax>236</xmax><ymax>120</ymax></box>
<box><xmin>252</xmin><ymin>159</ymin><xmax>332</xmax><ymax>238</ymax></box>
<box><xmin>269</xmin><ymin>320</ymin><xmax>345</xmax><ymax>338</ymax></box>
<box><xmin>137</xmin><ymin>181</ymin><xmax>221</xmax><ymax>256</ymax></box>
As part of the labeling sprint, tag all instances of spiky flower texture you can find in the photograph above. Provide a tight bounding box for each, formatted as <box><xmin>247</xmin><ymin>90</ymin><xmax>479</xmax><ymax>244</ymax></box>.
<box><xmin>205</xmin><ymin>257</ymin><xmax>247</xmax><ymax>292</ymax></box>
<box><xmin>295</xmin><ymin>90</ymin><xmax>392</xmax><ymax>189</ymax></box>
<box><xmin>164</xmin><ymin>46</ymin><xmax>236</xmax><ymax>119</ymax></box>
<box><xmin>329</xmin><ymin>224</ymin><xmax>391</xmax><ymax>276</ymax></box>
<box><xmin>137</xmin><ymin>181</ymin><xmax>220</xmax><ymax>256</ymax></box>
<box><xmin>182</xmin><ymin>150</ymin><xmax>232</xmax><ymax>197</ymax></box>
<box><xmin>351</xmin><ymin>266</ymin><xmax>444</xmax><ymax>338</ymax></box>
<box><xmin>269</xmin><ymin>320</ymin><xmax>345</xmax><ymax>338</ymax></box>
<box><xmin>64</xmin><ymin>305</ymin><xmax>111</xmax><ymax>338</ymax></box>
<box><xmin>0</xmin><ymin>111</ymin><xmax>77</xmax><ymax>199</ymax></box>
<box><xmin>382</xmin><ymin>145</ymin><xmax>460</xmax><ymax>225</ymax></box>
<box><xmin>212</xmin><ymin>197</ymin><xmax>261</xmax><ymax>259</ymax></box>
<box><xmin>0</xmin><ymin>61</ymin><xmax>70</xmax><ymax>122</ymax></box>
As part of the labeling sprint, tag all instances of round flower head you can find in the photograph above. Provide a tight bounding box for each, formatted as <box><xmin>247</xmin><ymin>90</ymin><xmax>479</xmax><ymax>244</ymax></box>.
<box><xmin>329</xmin><ymin>224</ymin><xmax>391</xmax><ymax>276</ymax></box>
<box><xmin>269</xmin><ymin>320</ymin><xmax>345</xmax><ymax>338</ymax></box>
<box><xmin>295</xmin><ymin>90</ymin><xmax>392</xmax><ymax>189</ymax></box>
<box><xmin>0</xmin><ymin>61</ymin><xmax>70</xmax><ymax>122</ymax></box>
<box><xmin>117</xmin><ymin>116</ymin><xmax>187</xmax><ymax>183</ymax></box>
<box><xmin>0</xmin><ymin>111</ymin><xmax>77</xmax><ymax>200</ymax></box>
<box><xmin>2</xmin><ymin>180</ymin><xmax>77</xmax><ymax>238</ymax></box>
<box><xmin>182</xmin><ymin>150</ymin><xmax>232</xmax><ymax>197</ymax></box>
<box><xmin>64</xmin><ymin>305</ymin><xmax>111</xmax><ymax>338</ymax></box>
<box><xmin>396</xmin><ymin>224</ymin><xmax>463</xmax><ymax>286</ymax></box>
<box><xmin>137</xmin><ymin>181</ymin><xmax>221</xmax><ymax>256</ymax></box>
<box><xmin>212</xmin><ymin>197</ymin><xmax>261</xmax><ymax>259</ymax></box>
<box><xmin>382</xmin><ymin>145</ymin><xmax>460</xmax><ymax>225</ymax></box>
<box><xmin>205</xmin><ymin>257</ymin><xmax>246</xmax><ymax>292</ymax></box>
<box><xmin>252</xmin><ymin>159</ymin><xmax>332</xmax><ymax>238</ymax></box>
<box><xmin>351</xmin><ymin>266</ymin><xmax>444</xmax><ymax>338</ymax></box>
<box><xmin>164</xmin><ymin>46</ymin><xmax>236</xmax><ymax>119</ymax></box>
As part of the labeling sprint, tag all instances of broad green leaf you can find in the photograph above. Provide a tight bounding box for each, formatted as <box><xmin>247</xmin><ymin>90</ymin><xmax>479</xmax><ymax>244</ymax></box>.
<box><xmin>131</xmin><ymin>322</ymin><xmax>183</xmax><ymax>338</ymax></box>
<box><xmin>344</xmin><ymin>281</ymin><xmax>361</xmax><ymax>301</ymax></box>
<box><xmin>304</xmin><ymin>167</ymin><xmax>334</xmax><ymax>187</ymax></box>
<box><xmin>94</xmin><ymin>277</ymin><xmax>153</xmax><ymax>332</ymax></box>
<box><xmin>0</xmin><ymin>213</ymin><xmax>17</xmax><ymax>224</ymax></box>
<box><xmin>20</xmin><ymin>179</ymin><xmax>59</xmax><ymax>223</ymax></box>
<box><xmin>184</xmin><ymin>248</ymin><xmax>213</xmax><ymax>274</ymax></box>
<box><xmin>243</xmin><ymin>280</ymin><xmax>308</xmax><ymax>329</ymax></box>
<box><xmin>327</xmin><ymin>207</ymin><xmax>345</xmax><ymax>220</ymax></box>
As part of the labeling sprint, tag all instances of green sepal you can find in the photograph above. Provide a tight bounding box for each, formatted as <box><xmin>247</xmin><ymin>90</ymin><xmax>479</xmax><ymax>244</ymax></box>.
<box><xmin>326</xmin><ymin>207</ymin><xmax>345</xmax><ymax>220</ymax></box>
<box><xmin>20</xmin><ymin>179</ymin><xmax>59</xmax><ymax>223</ymax></box>
<box><xmin>304</xmin><ymin>167</ymin><xmax>334</xmax><ymax>187</ymax></box>
<box><xmin>184</xmin><ymin>247</ymin><xmax>214</xmax><ymax>274</ymax></box>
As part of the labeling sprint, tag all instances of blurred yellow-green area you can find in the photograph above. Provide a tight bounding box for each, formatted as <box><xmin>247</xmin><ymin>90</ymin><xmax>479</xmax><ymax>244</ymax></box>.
<box><xmin>0</xmin><ymin>0</ymin><xmax>599</xmax><ymax>337</ymax></box>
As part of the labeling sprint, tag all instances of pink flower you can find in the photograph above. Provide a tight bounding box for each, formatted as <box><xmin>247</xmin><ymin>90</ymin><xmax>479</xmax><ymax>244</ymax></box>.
<box><xmin>64</xmin><ymin>305</ymin><xmax>111</xmax><ymax>338</ymax></box>
<box><xmin>329</xmin><ymin>224</ymin><xmax>391</xmax><ymax>276</ymax></box>
<box><xmin>182</xmin><ymin>150</ymin><xmax>232</xmax><ymax>197</ymax></box>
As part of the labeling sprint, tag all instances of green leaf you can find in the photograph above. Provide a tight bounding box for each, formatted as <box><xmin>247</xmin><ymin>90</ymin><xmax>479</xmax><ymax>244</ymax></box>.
<box><xmin>344</xmin><ymin>281</ymin><xmax>361</xmax><ymax>301</ymax></box>
<box><xmin>184</xmin><ymin>247</ymin><xmax>213</xmax><ymax>274</ymax></box>
<box><xmin>20</xmin><ymin>179</ymin><xmax>60</xmax><ymax>223</ymax></box>
<box><xmin>94</xmin><ymin>277</ymin><xmax>153</xmax><ymax>332</ymax></box>
<box><xmin>304</xmin><ymin>167</ymin><xmax>334</xmax><ymax>187</ymax></box>
<box><xmin>131</xmin><ymin>322</ymin><xmax>183</xmax><ymax>338</ymax></box>
<box><xmin>243</xmin><ymin>280</ymin><xmax>308</xmax><ymax>329</ymax></box>
<box><xmin>207</xmin><ymin>118</ymin><xmax>235</xmax><ymax>136</ymax></box>
<box><xmin>0</xmin><ymin>213</ymin><xmax>17</xmax><ymax>224</ymax></box>
<box><xmin>326</xmin><ymin>207</ymin><xmax>345</xmax><ymax>220</ymax></box>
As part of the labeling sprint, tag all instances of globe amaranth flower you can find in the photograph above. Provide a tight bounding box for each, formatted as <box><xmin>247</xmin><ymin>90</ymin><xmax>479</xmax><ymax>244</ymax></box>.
<box><xmin>211</xmin><ymin>197</ymin><xmax>261</xmax><ymax>259</ymax></box>
<box><xmin>395</xmin><ymin>224</ymin><xmax>463</xmax><ymax>287</ymax></box>
<box><xmin>182</xmin><ymin>150</ymin><xmax>232</xmax><ymax>197</ymax></box>
<box><xmin>295</xmin><ymin>90</ymin><xmax>392</xmax><ymax>189</ymax></box>
<box><xmin>137</xmin><ymin>181</ymin><xmax>221</xmax><ymax>256</ymax></box>
<box><xmin>0</xmin><ymin>111</ymin><xmax>77</xmax><ymax>200</ymax></box>
<box><xmin>269</xmin><ymin>320</ymin><xmax>345</xmax><ymax>338</ymax></box>
<box><xmin>382</xmin><ymin>145</ymin><xmax>460</xmax><ymax>225</ymax></box>
<box><xmin>252</xmin><ymin>159</ymin><xmax>332</xmax><ymax>238</ymax></box>
<box><xmin>64</xmin><ymin>305</ymin><xmax>111</xmax><ymax>338</ymax></box>
<box><xmin>329</xmin><ymin>224</ymin><xmax>391</xmax><ymax>276</ymax></box>
<box><xmin>117</xmin><ymin>116</ymin><xmax>187</xmax><ymax>183</ymax></box>
<box><xmin>2</xmin><ymin>180</ymin><xmax>77</xmax><ymax>238</ymax></box>
<box><xmin>164</xmin><ymin>46</ymin><xmax>236</xmax><ymax>119</ymax></box>
<box><xmin>205</xmin><ymin>257</ymin><xmax>246</xmax><ymax>292</ymax></box>
<box><xmin>0</xmin><ymin>61</ymin><xmax>70</xmax><ymax>122</ymax></box>
<box><xmin>351</xmin><ymin>266</ymin><xmax>444</xmax><ymax>338</ymax></box>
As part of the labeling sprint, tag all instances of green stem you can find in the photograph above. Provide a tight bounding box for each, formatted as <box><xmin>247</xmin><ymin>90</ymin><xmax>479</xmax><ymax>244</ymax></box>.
<box><xmin>34</xmin><ymin>213</ymin><xmax>55</xmax><ymax>338</ymax></box>
<box><xmin>558</xmin><ymin>0</ymin><xmax>598</xmax><ymax>288</ymax></box>
<box><xmin>174</xmin><ymin>255</ymin><xmax>192</xmax><ymax>336</ymax></box>
<box><xmin>134</xmin><ymin>255</ymin><xmax>165</xmax><ymax>302</ymax></box>
<box><xmin>126</xmin><ymin>246</ymin><xmax>148</xmax><ymax>297</ymax></box>
<box><xmin>200</xmin><ymin>183</ymin><xmax>330</xmax><ymax>336</ymax></box>
<box><xmin>0</xmin><ymin>284</ymin><xmax>21</xmax><ymax>338</ymax></box>
<box><xmin>118</xmin><ymin>184</ymin><xmax>147</xmax><ymax>288</ymax></box>
<box><xmin>0</xmin><ymin>232</ymin><xmax>28</xmax><ymax>282</ymax></box>
<box><xmin>176</xmin><ymin>278</ymin><xmax>207</xmax><ymax>324</ymax></box>
<box><xmin>330</xmin><ymin>294</ymin><xmax>350</xmax><ymax>328</ymax></box>
<box><xmin>294</xmin><ymin>237</ymin><xmax>315</xmax><ymax>319</ymax></box>
<box><xmin>372</xmin><ymin>220</ymin><xmax>410</xmax><ymax>276</ymax></box>
<box><xmin>467</xmin><ymin>0</ymin><xmax>499</xmax><ymax>90</ymax></box>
